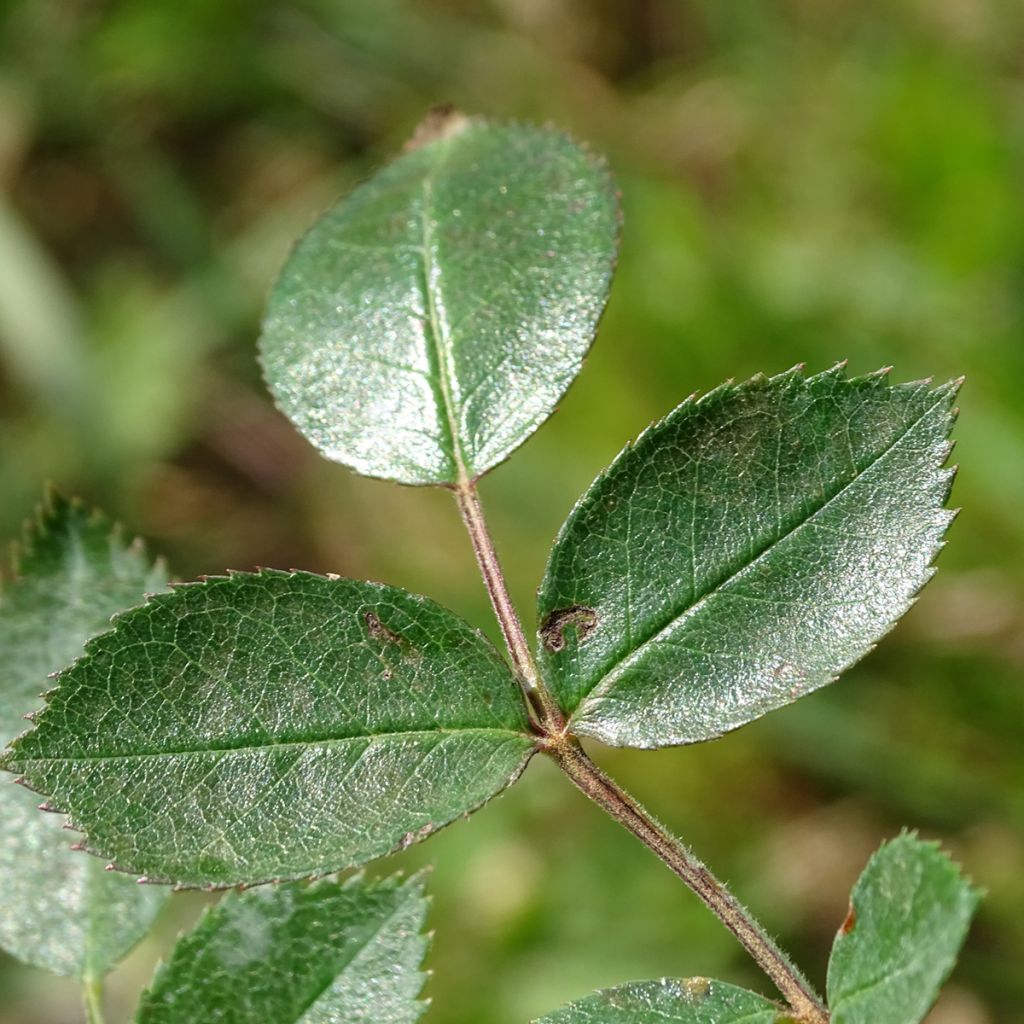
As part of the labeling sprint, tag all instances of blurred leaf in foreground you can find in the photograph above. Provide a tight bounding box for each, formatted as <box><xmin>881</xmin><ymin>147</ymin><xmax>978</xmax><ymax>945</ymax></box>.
<box><xmin>136</xmin><ymin>872</ymin><xmax>429</xmax><ymax>1024</ymax></box>
<box><xmin>0</xmin><ymin>492</ymin><xmax>169</xmax><ymax>978</ymax></box>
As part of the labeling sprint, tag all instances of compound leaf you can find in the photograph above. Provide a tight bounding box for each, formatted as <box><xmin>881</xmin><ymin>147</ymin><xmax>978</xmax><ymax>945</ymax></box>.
<box><xmin>136</xmin><ymin>871</ymin><xmax>429</xmax><ymax>1024</ymax></box>
<box><xmin>4</xmin><ymin>571</ymin><xmax>534</xmax><ymax>888</ymax></box>
<box><xmin>534</xmin><ymin>978</ymin><xmax>789</xmax><ymax>1023</ymax></box>
<box><xmin>538</xmin><ymin>367</ymin><xmax>958</xmax><ymax>748</ymax></box>
<box><xmin>260</xmin><ymin>111</ymin><xmax>619</xmax><ymax>486</ymax></box>
<box><xmin>827</xmin><ymin>833</ymin><xmax>978</xmax><ymax>1024</ymax></box>
<box><xmin>0</xmin><ymin>492</ymin><xmax>169</xmax><ymax>977</ymax></box>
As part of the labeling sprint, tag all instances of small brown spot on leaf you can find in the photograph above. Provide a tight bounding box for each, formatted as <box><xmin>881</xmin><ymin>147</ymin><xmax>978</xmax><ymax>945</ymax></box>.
<box><xmin>540</xmin><ymin>605</ymin><xmax>598</xmax><ymax>653</ymax></box>
<box><xmin>682</xmin><ymin>977</ymin><xmax>711</xmax><ymax>1003</ymax></box>
<box><xmin>365</xmin><ymin>611</ymin><xmax>401</xmax><ymax>645</ymax></box>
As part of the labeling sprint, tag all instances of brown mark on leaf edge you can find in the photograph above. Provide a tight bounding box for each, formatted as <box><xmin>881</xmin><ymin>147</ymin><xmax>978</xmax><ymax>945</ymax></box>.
<box><xmin>539</xmin><ymin>605</ymin><xmax>598</xmax><ymax>653</ymax></box>
<box><xmin>404</xmin><ymin>104</ymin><xmax>470</xmax><ymax>152</ymax></box>
<box><xmin>399</xmin><ymin>823</ymin><xmax>436</xmax><ymax>850</ymax></box>
<box><xmin>681</xmin><ymin>977</ymin><xmax>711</xmax><ymax>1003</ymax></box>
<box><xmin>840</xmin><ymin>903</ymin><xmax>857</xmax><ymax>935</ymax></box>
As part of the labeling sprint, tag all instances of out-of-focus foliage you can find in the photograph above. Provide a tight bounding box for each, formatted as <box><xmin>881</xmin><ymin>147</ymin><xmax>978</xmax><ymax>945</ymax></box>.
<box><xmin>0</xmin><ymin>2</ymin><xmax>1020</xmax><ymax>1022</ymax></box>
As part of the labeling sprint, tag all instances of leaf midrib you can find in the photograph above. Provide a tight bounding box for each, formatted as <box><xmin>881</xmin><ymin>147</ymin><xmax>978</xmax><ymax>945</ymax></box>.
<box><xmin>11</xmin><ymin>726</ymin><xmax>533</xmax><ymax>766</ymax></box>
<box><xmin>571</xmin><ymin>390</ymin><xmax>949</xmax><ymax>716</ymax></box>
<box><xmin>419</xmin><ymin>136</ymin><xmax>467</xmax><ymax>482</ymax></box>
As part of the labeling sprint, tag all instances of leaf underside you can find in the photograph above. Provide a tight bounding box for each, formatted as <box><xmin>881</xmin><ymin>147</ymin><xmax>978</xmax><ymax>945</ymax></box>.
<box><xmin>0</xmin><ymin>492</ymin><xmax>168</xmax><ymax>977</ymax></box>
<box><xmin>827</xmin><ymin>833</ymin><xmax>978</xmax><ymax>1024</ymax></box>
<box><xmin>136</xmin><ymin>872</ymin><xmax>429</xmax><ymax>1024</ymax></box>
<box><xmin>259</xmin><ymin>114</ymin><xmax>619</xmax><ymax>486</ymax></box>
<box><xmin>4</xmin><ymin>571</ymin><xmax>534</xmax><ymax>888</ymax></box>
<box><xmin>534</xmin><ymin>978</ymin><xmax>789</xmax><ymax>1023</ymax></box>
<box><xmin>537</xmin><ymin>366</ymin><xmax>958</xmax><ymax>749</ymax></box>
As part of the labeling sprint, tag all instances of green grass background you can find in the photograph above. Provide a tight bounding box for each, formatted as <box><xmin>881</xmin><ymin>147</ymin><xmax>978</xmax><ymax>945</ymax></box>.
<box><xmin>0</xmin><ymin>1</ymin><xmax>1021</xmax><ymax>1022</ymax></box>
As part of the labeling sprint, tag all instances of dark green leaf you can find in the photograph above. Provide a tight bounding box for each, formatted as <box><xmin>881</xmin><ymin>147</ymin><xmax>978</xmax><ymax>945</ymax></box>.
<box><xmin>137</xmin><ymin>871</ymin><xmax>429</xmax><ymax>1024</ymax></box>
<box><xmin>259</xmin><ymin>112</ymin><xmax>619</xmax><ymax>486</ymax></box>
<box><xmin>0</xmin><ymin>492</ymin><xmax>168</xmax><ymax>977</ymax></box>
<box><xmin>533</xmin><ymin>978</ymin><xmax>789</xmax><ymax>1023</ymax></box>
<box><xmin>538</xmin><ymin>367</ymin><xmax>958</xmax><ymax>748</ymax></box>
<box><xmin>827</xmin><ymin>833</ymin><xmax>978</xmax><ymax>1024</ymax></box>
<box><xmin>5</xmin><ymin>571</ymin><xmax>534</xmax><ymax>888</ymax></box>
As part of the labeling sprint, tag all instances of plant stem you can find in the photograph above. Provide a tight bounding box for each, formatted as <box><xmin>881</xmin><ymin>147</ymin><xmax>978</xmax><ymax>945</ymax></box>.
<box><xmin>453</xmin><ymin>480</ymin><xmax>827</xmax><ymax>1023</ymax></box>
<box><xmin>453</xmin><ymin>480</ymin><xmax>565</xmax><ymax>731</ymax></box>
<box><xmin>83</xmin><ymin>974</ymin><xmax>106</xmax><ymax>1024</ymax></box>
<box><xmin>550</xmin><ymin>737</ymin><xmax>828</xmax><ymax>1023</ymax></box>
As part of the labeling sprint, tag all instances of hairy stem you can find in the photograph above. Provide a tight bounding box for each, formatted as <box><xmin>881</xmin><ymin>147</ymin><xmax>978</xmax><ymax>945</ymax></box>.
<box><xmin>454</xmin><ymin>481</ymin><xmax>826</xmax><ymax>1021</ymax></box>
<box><xmin>550</xmin><ymin>737</ymin><xmax>828</xmax><ymax>1023</ymax></box>
<box><xmin>83</xmin><ymin>974</ymin><xmax>106</xmax><ymax>1024</ymax></box>
<box><xmin>453</xmin><ymin>480</ymin><xmax>564</xmax><ymax>731</ymax></box>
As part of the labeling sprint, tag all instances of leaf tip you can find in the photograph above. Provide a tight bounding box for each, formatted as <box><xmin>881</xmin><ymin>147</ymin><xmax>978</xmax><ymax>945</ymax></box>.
<box><xmin>404</xmin><ymin>104</ymin><xmax>472</xmax><ymax>152</ymax></box>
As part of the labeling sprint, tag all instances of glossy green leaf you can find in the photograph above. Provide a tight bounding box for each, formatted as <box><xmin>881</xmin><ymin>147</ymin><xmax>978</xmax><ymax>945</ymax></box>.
<box><xmin>136</xmin><ymin>871</ymin><xmax>429</xmax><ymax>1024</ymax></box>
<box><xmin>534</xmin><ymin>978</ymin><xmax>789</xmax><ymax>1023</ymax></box>
<box><xmin>827</xmin><ymin>833</ymin><xmax>978</xmax><ymax>1024</ymax></box>
<box><xmin>4</xmin><ymin>571</ymin><xmax>534</xmax><ymax>888</ymax></box>
<box><xmin>0</xmin><ymin>492</ymin><xmax>169</xmax><ymax>977</ymax></box>
<box><xmin>538</xmin><ymin>367</ymin><xmax>958</xmax><ymax>748</ymax></box>
<box><xmin>259</xmin><ymin>112</ymin><xmax>619</xmax><ymax>486</ymax></box>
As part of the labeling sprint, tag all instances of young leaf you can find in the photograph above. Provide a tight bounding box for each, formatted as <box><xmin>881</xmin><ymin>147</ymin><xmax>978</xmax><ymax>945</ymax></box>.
<box><xmin>4</xmin><ymin>571</ymin><xmax>535</xmax><ymax>888</ymax></box>
<box><xmin>136</xmin><ymin>871</ymin><xmax>429</xmax><ymax>1024</ymax></box>
<box><xmin>534</xmin><ymin>978</ymin><xmax>788</xmax><ymax>1023</ymax></box>
<box><xmin>0</xmin><ymin>492</ymin><xmax>169</xmax><ymax>977</ymax></box>
<box><xmin>259</xmin><ymin>112</ymin><xmax>619</xmax><ymax>486</ymax></box>
<box><xmin>826</xmin><ymin>833</ymin><xmax>978</xmax><ymax>1024</ymax></box>
<box><xmin>537</xmin><ymin>367</ymin><xmax>958</xmax><ymax>748</ymax></box>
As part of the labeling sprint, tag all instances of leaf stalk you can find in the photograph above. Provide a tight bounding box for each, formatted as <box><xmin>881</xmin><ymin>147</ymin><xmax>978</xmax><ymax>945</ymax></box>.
<box><xmin>83</xmin><ymin>974</ymin><xmax>107</xmax><ymax>1024</ymax></box>
<box><xmin>454</xmin><ymin>481</ymin><xmax>828</xmax><ymax>1023</ymax></box>
<box><xmin>547</xmin><ymin>737</ymin><xmax>829</xmax><ymax>1024</ymax></box>
<box><xmin>453</xmin><ymin>481</ymin><xmax>565</xmax><ymax>732</ymax></box>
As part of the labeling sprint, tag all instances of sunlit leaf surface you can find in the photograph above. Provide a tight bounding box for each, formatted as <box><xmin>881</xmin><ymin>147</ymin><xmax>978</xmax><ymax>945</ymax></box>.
<box><xmin>260</xmin><ymin>114</ymin><xmax>619</xmax><ymax>485</ymax></box>
<box><xmin>5</xmin><ymin>572</ymin><xmax>534</xmax><ymax>888</ymax></box>
<box><xmin>538</xmin><ymin>368</ymin><xmax>958</xmax><ymax>748</ymax></box>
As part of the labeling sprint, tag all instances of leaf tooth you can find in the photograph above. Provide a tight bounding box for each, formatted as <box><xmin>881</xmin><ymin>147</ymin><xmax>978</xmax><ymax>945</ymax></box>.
<box><xmin>9</xmin><ymin>486</ymin><xmax>158</xmax><ymax>592</ymax></box>
<box><xmin>815</xmin><ymin>360</ymin><xmax>847</xmax><ymax>378</ymax></box>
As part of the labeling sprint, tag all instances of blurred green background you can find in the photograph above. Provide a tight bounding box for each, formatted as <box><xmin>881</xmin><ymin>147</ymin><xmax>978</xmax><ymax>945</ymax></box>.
<box><xmin>1</xmin><ymin>1</ymin><xmax>1022</xmax><ymax>1021</ymax></box>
